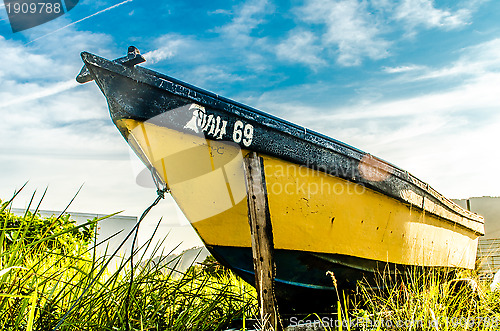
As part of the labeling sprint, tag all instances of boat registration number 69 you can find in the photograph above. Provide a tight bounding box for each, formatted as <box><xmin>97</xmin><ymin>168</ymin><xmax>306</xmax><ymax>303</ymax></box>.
<box><xmin>233</xmin><ymin>120</ymin><xmax>254</xmax><ymax>147</ymax></box>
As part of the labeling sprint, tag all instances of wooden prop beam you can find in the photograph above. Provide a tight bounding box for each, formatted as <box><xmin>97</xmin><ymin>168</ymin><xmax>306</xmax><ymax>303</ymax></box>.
<box><xmin>243</xmin><ymin>151</ymin><xmax>281</xmax><ymax>330</ymax></box>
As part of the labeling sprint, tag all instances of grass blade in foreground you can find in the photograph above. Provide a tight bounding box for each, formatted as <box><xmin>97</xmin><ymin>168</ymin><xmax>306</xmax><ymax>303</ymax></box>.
<box><xmin>0</xmin><ymin>191</ymin><xmax>257</xmax><ymax>330</ymax></box>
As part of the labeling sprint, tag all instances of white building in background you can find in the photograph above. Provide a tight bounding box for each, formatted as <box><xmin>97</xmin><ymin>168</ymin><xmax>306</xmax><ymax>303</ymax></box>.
<box><xmin>10</xmin><ymin>208</ymin><xmax>213</xmax><ymax>277</ymax></box>
<box><xmin>11</xmin><ymin>208</ymin><xmax>137</xmax><ymax>260</ymax></box>
<box><xmin>453</xmin><ymin>197</ymin><xmax>500</xmax><ymax>280</ymax></box>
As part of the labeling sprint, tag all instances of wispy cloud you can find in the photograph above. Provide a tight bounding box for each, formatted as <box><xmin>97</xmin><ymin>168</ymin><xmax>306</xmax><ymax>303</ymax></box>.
<box><xmin>216</xmin><ymin>0</ymin><xmax>272</xmax><ymax>46</ymax></box>
<box><xmin>297</xmin><ymin>0</ymin><xmax>391</xmax><ymax>66</ymax></box>
<box><xmin>0</xmin><ymin>18</ymin><xmax>118</xmax><ymax>160</ymax></box>
<box><xmin>143</xmin><ymin>34</ymin><xmax>222</xmax><ymax>79</ymax></box>
<box><xmin>383</xmin><ymin>38</ymin><xmax>500</xmax><ymax>82</ymax></box>
<box><xmin>393</xmin><ymin>0</ymin><xmax>471</xmax><ymax>34</ymax></box>
<box><xmin>313</xmin><ymin>39</ymin><xmax>500</xmax><ymax>121</ymax></box>
<box><xmin>274</xmin><ymin>0</ymin><xmax>489</xmax><ymax>69</ymax></box>
<box><xmin>0</xmin><ymin>80</ymin><xmax>77</xmax><ymax>109</ymax></box>
<box><xmin>328</xmin><ymin>74</ymin><xmax>500</xmax><ymax>121</ymax></box>
<box><xmin>143</xmin><ymin>26</ymin><xmax>270</xmax><ymax>85</ymax></box>
<box><xmin>276</xmin><ymin>29</ymin><xmax>326</xmax><ymax>68</ymax></box>
<box><xmin>143</xmin><ymin>48</ymin><xmax>174</xmax><ymax>64</ymax></box>
<box><xmin>383</xmin><ymin>65</ymin><xmax>427</xmax><ymax>74</ymax></box>
<box><xmin>26</xmin><ymin>0</ymin><xmax>133</xmax><ymax>45</ymax></box>
<box><xmin>143</xmin><ymin>34</ymin><xmax>191</xmax><ymax>64</ymax></box>
<box><xmin>209</xmin><ymin>9</ymin><xmax>232</xmax><ymax>15</ymax></box>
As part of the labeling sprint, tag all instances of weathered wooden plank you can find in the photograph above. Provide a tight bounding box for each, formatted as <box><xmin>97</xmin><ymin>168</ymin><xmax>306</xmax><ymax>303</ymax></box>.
<box><xmin>243</xmin><ymin>151</ymin><xmax>281</xmax><ymax>331</ymax></box>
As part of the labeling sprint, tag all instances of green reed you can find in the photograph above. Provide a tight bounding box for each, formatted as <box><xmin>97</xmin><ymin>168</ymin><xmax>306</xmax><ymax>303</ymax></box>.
<box><xmin>344</xmin><ymin>267</ymin><xmax>500</xmax><ymax>331</ymax></box>
<box><xmin>0</xmin><ymin>188</ymin><xmax>257</xmax><ymax>330</ymax></box>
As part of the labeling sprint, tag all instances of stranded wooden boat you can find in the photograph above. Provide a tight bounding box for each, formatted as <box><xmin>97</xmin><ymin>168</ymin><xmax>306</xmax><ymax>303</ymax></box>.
<box><xmin>77</xmin><ymin>48</ymin><xmax>484</xmax><ymax>310</ymax></box>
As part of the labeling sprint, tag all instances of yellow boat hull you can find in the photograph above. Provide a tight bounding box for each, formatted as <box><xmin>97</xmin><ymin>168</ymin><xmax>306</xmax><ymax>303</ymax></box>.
<box><xmin>119</xmin><ymin>118</ymin><xmax>479</xmax><ymax>270</ymax></box>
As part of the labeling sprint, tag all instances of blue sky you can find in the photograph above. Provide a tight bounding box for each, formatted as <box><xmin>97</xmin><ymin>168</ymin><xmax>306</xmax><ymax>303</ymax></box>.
<box><xmin>1</xmin><ymin>0</ymin><xmax>500</xmax><ymax>251</ymax></box>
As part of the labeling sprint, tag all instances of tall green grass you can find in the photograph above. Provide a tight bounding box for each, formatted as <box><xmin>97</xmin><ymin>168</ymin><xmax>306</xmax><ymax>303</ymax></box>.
<box><xmin>333</xmin><ymin>267</ymin><xmax>500</xmax><ymax>331</ymax></box>
<box><xmin>0</xmin><ymin>189</ymin><xmax>257</xmax><ymax>330</ymax></box>
<box><xmin>7</xmin><ymin>186</ymin><xmax>500</xmax><ymax>331</ymax></box>
<box><xmin>290</xmin><ymin>269</ymin><xmax>500</xmax><ymax>330</ymax></box>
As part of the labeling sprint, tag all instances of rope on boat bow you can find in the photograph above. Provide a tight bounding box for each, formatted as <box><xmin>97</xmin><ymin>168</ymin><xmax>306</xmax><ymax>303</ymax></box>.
<box><xmin>124</xmin><ymin>167</ymin><xmax>169</xmax><ymax>331</ymax></box>
<box><xmin>151</xmin><ymin>166</ymin><xmax>169</xmax><ymax>198</ymax></box>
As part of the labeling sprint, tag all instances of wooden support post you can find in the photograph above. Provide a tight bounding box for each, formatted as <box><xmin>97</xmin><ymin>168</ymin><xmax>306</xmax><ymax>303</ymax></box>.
<box><xmin>243</xmin><ymin>151</ymin><xmax>280</xmax><ymax>331</ymax></box>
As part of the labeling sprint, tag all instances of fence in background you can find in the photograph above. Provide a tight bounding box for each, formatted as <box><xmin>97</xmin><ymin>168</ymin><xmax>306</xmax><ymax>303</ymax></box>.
<box><xmin>477</xmin><ymin>238</ymin><xmax>500</xmax><ymax>280</ymax></box>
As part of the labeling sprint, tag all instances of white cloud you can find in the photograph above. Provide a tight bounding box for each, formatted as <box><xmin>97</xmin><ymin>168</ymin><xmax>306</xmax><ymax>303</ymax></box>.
<box><xmin>369</xmin><ymin>0</ymin><xmax>394</xmax><ymax>11</ymax></box>
<box><xmin>295</xmin><ymin>0</ymin><xmax>391</xmax><ymax>66</ymax></box>
<box><xmin>25</xmin><ymin>0</ymin><xmax>133</xmax><ymax>45</ymax></box>
<box><xmin>0</xmin><ymin>24</ymin><xmax>114</xmax><ymax>119</ymax></box>
<box><xmin>0</xmin><ymin>21</ymin><xmax>125</xmax><ymax>180</ymax></box>
<box><xmin>209</xmin><ymin>9</ymin><xmax>232</xmax><ymax>15</ymax></box>
<box><xmin>386</xmin><ymin>38</ymin><xmax>500</xmax><ymax>81</ymax></box>
<box><xmin>143</xmin><ymin>48</ymin><xmax>174</xmax><ymax>64</ymax></box>
<box><xmin>216</xmin><ymin>0</ymin><xmax>272</xmax><ymax>46</ymax></box>
<box><xmin>311</xmin><ymin>72</ymin><xmax>500</xmax><ymax>122</ymax></box>
<box><xmin>143</xmin><ymin>1</ymin><xmax>274</xmax><ymax>76</ymax></box>
<box><xmin>394</xmin><ymin>0</ymin><xmax>471</xmax><ymax>33</ymax></box>
<box><xmin>144</xmin><ymin>34</ymin><xmax>204</xmax><ymax>66</ymax></box>
<box><xmin>0</xmin><ymin>36</ymin><xmax>55</xmax><ymax>80</ymax></box>
<box><xmin>0</xmin><ymin>80</ymin><xmax>78</xmax><ymax>109</ymax></box>
<box><xmin>276</xmin><ymin>0</ymin><xmax>489</xmax><ymax>68</ymax></box>
<box><xmin>383</xmin><ymin>65</ymin><xmax>427</xmax><ymax>74</ymax></box>
<box><xmin>143</xmin><ymin>33</ymin><xmax>264</xmax><ymax>86</ymax></box>
<box><xmin>25</xmin><ymin>19</ymin><xmax>115</xmax><ymax>58</ymax></box>
<box><xmin>276</xmin><ymin>29</ymin><xmax>326</xmax><ymax>67</ymax></box>
<box><xmin>143</xmin><ymin>35</ymin><xmax>187</xmax><ymax>64</ymax></box>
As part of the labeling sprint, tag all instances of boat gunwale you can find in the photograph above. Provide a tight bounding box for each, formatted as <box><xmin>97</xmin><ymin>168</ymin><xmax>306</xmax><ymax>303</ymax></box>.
<box><xmin>80</xmin><ymin>52</ymin><xmax>484</xmax><ymax>229</ymax></box>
